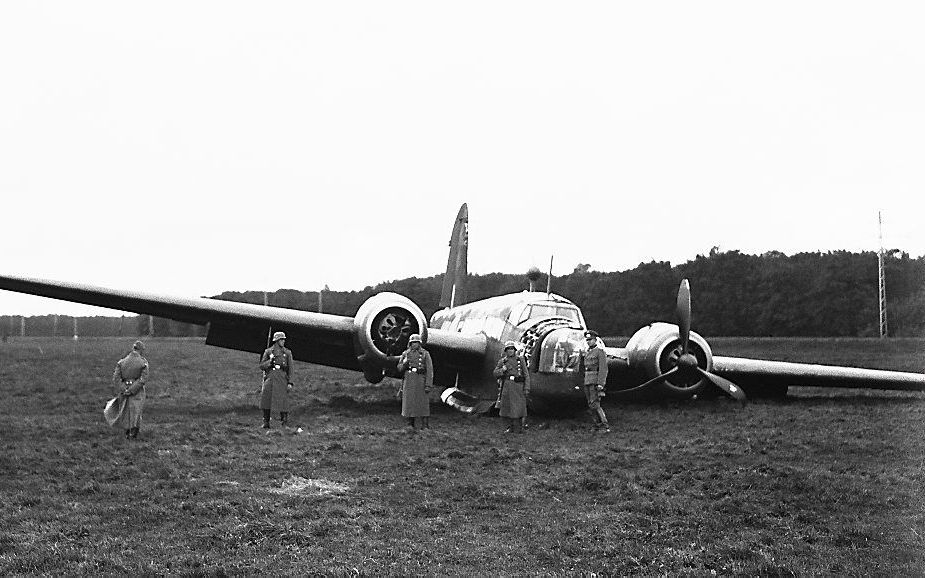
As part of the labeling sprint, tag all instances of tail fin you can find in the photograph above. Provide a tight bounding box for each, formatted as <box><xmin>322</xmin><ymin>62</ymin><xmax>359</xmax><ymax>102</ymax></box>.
<box><xmin>439</xmin><ymin>203</ymin><xmax>468</xmax><ymax>309</ymax></box>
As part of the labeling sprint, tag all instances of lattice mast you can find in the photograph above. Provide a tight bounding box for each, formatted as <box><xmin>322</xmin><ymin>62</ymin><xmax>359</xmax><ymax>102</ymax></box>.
<box><xmin>877</xmin><ymin>211</ymin><xmax>888</xmax><ymax>338</ymax></box>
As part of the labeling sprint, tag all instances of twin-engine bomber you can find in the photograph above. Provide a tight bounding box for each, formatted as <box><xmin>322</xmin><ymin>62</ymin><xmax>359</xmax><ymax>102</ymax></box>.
<box><xmin>2</xmin><ymin>203</ymin><xmax>923</xmax><ymax>412</ymax></box>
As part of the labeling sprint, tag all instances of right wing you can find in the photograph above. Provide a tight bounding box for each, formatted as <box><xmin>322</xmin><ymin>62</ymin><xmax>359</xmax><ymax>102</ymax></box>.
<box><xmin>0</xmin><ymin>274</ymin><xmax>487</xmax><ymax>374</ymax></box>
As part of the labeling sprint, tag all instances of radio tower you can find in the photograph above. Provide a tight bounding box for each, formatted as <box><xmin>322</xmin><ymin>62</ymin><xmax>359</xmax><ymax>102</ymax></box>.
<box><xmin>877</xmin><ymin>211</ymin><xmax>888</xmax><ymax>338</ymax></box>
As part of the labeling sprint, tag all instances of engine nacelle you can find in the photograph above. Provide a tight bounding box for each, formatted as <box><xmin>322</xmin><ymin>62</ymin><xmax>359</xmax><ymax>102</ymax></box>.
<box><xmin>353</xmin><ymin>292</ymin><xmax>428</xmax><ymax>383</ymax></box>
<box><xmin>625</xmin><ymin>322</ymin><xmax>714</xmax><ymax>398</ymax></box>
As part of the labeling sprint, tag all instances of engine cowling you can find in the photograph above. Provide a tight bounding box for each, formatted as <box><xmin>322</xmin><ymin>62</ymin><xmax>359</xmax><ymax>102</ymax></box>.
<box><xmin>625</xmin><ymin>322</ymin><xmax>714</xmax><ymax>398</ymax></box>
<box><xmin>353</xmin><ymin>292</ymin><xmax>428</xmax><ymax>383</ymax></box>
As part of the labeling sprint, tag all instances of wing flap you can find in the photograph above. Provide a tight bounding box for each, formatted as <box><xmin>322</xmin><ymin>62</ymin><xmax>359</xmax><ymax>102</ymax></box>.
<box><xmin>713</xmin><ymin>356</ymin><xmax>925</xmax><ymax>392</ymax></box>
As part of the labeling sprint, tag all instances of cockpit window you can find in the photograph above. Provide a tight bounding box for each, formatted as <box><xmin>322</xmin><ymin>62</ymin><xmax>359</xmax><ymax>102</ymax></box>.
<box><xmin>519</xmin><ymin>304</ymin><xmax>582</xmax><ymax>325</ymax></box>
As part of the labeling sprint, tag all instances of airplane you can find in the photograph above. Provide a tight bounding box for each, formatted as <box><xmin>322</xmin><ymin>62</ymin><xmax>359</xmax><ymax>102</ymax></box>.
<box><xmin>1</xmin><ymin>203</ymin><xmax>924</xmax><ymax>414</ymax></box>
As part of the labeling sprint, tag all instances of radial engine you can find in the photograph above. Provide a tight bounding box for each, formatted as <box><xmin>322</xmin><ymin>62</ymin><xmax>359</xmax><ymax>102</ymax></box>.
<box><xmin>352</xmin><ymin>292</ymin><xmax>427</xmax><ymax>383</ymax></box>
<box><xmin>623</xmin><ymin>322</ymin><xmax>715</xmax><ymax>398</ymax></box>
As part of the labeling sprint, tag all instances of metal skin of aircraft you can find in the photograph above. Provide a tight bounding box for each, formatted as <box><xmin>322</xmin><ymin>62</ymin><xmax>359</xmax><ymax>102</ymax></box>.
<box><xmin>1</xmin><ymin>203</ymin><xmax>924</xmax><ymax>415</ymax></box>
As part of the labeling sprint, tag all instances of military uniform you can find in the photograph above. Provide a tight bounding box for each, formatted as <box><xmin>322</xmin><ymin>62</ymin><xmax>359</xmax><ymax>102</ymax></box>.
<box><xmin>397</xmin><ymin>338</ymin><xmax>434</xmax><ymax>429</ymax></box>
<box><xmin>259</xmin><ymin>338</ymin><xmax>293</xmax><ymax>427</ymax></box>
<box><xmin>493</xmin><ymin>347</ymin><xmax>530</xmax><ymax>432</ymax></box>
<box><xmin>580</xmin><ymin>332</ymin><xmax>610</xmax><ymax>430</ymax></box>
<box><xmin>111</xmin><ymin>342</ymin><xmax>149</xmax><ymax>439</ymax></box>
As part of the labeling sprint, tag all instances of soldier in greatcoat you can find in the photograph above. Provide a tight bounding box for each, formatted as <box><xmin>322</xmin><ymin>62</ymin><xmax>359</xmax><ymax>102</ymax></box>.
<box><xmin>259</xmin><ymin>331</ymin><xmax>293</xmax><ymax>428</ymax></box>
<box><xmin>580</xmin><ymin>330</ymin><xmax>611</xmax><ymax>432</ymax></box>
<box><xmin>396</xmin><ymin>333</ymin><xmax>434</xmax><ymax>430</ymax></box>
<box><xmin>493</xmin><ymin>340</ymin><xmax>531</xmax><ymax>433</ymax></box>
<box><xmin>111</xmin><ymin>340</ymin><xmax>149</xmax><ymax>439</ymax></box>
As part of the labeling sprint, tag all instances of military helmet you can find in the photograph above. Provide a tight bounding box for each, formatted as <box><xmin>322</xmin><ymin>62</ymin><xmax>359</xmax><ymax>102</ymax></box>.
<box><xmin>584</xmin><ymin>330</ymin><xmax>599</xmax><ymax>339</ymax></box>
<box><xmin>503</xmin><ymin>340</ymin><xmax>517</xmax><ymax>350</ymax></box>
<box><xmin>272</xmin><ymin>331</ymin><xmax>287</xmax><ymax>342</ymax></box>
<box><xmin>408</xmin><ymin>333</ymin><xmax>422</xmax><ymax>344</ymax></box>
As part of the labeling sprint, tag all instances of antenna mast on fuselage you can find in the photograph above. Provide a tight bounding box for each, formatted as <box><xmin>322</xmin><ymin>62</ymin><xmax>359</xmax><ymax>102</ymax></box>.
<box><xmin>546</xmin><ymin>255</ymin><xmax>553</xmax><ymax>297</ymax></box>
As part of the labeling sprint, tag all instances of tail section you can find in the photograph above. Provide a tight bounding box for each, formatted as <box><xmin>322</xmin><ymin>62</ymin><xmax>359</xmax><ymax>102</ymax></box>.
<box><xmin>439</xmin><ymin>203</ymin><xmax>469</xmax><ymax>309</ymax></box>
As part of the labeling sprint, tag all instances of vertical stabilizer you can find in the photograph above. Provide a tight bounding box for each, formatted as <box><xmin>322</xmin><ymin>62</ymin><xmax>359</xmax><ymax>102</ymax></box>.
<box><xmin>439</xmin><ymin>203</ymin><xmax>469</xmax><ymax>309</ymax></box>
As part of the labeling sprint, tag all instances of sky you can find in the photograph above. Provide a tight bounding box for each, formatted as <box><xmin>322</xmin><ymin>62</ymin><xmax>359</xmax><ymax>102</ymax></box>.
<box><xmin>1</xmin><ymin>1</ymin><xmax>923</xmax><ymax>316</ymax></box>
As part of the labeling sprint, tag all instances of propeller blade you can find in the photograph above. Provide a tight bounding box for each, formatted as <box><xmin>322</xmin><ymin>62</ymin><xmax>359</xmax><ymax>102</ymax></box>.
<box><xmin>696</xmin><ymin>368</ymin><xmax>746</xmax><ymax>403</ymax></box>
<box><xmin>616</xmin><ymin>367</ymin><xmax>681</xmax><ymax>394</ymax></box>
<box><xmin>676</xmin><ymin>279</ymin><xmax>691</xmax><ymax>354</ymax></box>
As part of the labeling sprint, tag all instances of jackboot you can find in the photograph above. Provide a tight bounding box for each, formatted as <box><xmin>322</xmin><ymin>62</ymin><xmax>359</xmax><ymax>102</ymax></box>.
<box><xmin>262</xmin><ymin>409</ymin><xmax>271</xmax><ymax>429</ymax></box>
<box><xmin>280</xmin><ymin>412</ymin><xmax>289</xmax><ymax>427</ymax></box>
<box><xmin>422</xmin><ymin>417</ymin><xmax>430</xmax><ymax>430</ymax></box>
<box><xmin>125</xmin><ymin>429</ymin><xmax>131</xmax><ymax>439</ymax></box>
<box><xmin>406</xmin><ymin>417</ymin><xmax>415</xmax><ymax>429</ymax></box>
<box><xmin>129</xmin><ymin>427</ymin><xmax>139</xmax><ymax>439</ymax></box>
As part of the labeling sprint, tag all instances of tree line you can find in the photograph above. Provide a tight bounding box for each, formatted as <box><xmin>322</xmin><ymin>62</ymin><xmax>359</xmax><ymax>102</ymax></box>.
<box><xmin>3</xmin><ymin>249</ymin><xmax>923</xmax><ymax>338</ymax></box>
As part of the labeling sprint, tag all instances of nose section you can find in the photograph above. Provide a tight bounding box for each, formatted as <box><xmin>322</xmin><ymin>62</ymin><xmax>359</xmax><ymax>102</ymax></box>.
<box><xmin>526</xmin><ymin>328</ymin><xmax>588</xmax><ymax>411</ymax></box>
<box><xmin>536</xmin><ymin>327</ymin><xmax>586</xmax><ymax>374</ymax></box>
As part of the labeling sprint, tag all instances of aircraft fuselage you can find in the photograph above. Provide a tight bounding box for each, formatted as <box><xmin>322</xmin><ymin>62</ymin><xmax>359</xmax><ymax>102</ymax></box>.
<box><xmin>430</xmin><ymin>291</ymin><xmax>594</xmax><ymax>410</ymax></box>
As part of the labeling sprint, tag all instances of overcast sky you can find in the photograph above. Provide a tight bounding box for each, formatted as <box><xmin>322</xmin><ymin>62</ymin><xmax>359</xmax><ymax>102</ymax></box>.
<box><xmin>1</xmin><ymin>1</ymin><xmax>923</xmax><ymax>316</ymax></box>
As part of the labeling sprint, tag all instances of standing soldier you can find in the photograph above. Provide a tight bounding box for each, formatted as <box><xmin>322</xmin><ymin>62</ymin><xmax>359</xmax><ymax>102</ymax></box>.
<box><xmin>580</xmin><ymin>330</ymin><xmax>611</xmax><ymax>432</ymax></box>
<box><xmin>259</xmin><ymin>331</ymin><xmax>293</xmax><ymax>428</ymax></box>
<box><xmin>397</xmin><ymin>333</ymin><xmax>434</xmax><ymax>430</ymax></box>
<box><xmin>493</xmin><ymin>340</ymin><xmax>530</xmax><ymax>433</ymax></box>
<box><xmin>111</xmin><ymin>340</ymin><xmax>149</xmax><ymax>439</ymax></box>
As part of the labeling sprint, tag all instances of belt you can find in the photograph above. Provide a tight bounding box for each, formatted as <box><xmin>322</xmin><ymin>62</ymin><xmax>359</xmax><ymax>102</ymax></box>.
<box><xmin>410</xmin><ymin>368</ymin><xmax>425</xmax><ymax>374</ymax></box>
<box><xmin>123</xmin><ymin>380</ymin><xmax>133</xmax><ymax>385</ymax></box>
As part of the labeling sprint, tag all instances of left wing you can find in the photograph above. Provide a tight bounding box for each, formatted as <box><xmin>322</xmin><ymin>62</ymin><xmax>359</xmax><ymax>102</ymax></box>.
<box><xmin>601</xmin><ymin>279</ymin><xmax>925</xmax><ymax>399</ymax></box>
<box><xmin>0</xmin><ymin>274</ymin><xmax>487</xmax><ymax>375</ymax></box>
<box><xmin>712</xmin><ymin>356</ymin><xmax>925</xmax><ymax>392</ymax></box>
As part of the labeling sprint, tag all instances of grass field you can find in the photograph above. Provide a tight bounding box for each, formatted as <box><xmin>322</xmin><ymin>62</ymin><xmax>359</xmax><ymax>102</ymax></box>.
<box><xmin>1</xmin><ymin>337</ymin><xmax>924</xmax><ymax>575</ymax></box>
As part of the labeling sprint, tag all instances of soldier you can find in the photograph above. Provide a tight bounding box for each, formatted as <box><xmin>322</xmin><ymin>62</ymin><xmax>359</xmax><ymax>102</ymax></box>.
<box><xmin>396</xmin><ymin>333</ymin><xmax>433</xmax><ymax>430</ymax></box>
<box><xmin>580</xmin><ymin>330</ymin><xmax>611</xmax><ymax>432</ymax></box>
<box><xmin>493</xmin><ymin>340</ymin><xmax>530</xmax><ymax>433</ymax></box>
<box><xmin>259</xmin><ymin>331</ymin><xmax>293</xmax><ymax>428</ymax></box>
<box><xmin>111</xmin><ymin>340</ymin><xmax>149</xmax><ymax>439</ymax></box>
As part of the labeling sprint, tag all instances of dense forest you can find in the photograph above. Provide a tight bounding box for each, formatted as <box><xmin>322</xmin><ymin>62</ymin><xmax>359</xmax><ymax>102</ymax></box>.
<box><xmin>3</xmin><ymin>250</ymin><xmax>923</xmax><ymax>338</ymax></box>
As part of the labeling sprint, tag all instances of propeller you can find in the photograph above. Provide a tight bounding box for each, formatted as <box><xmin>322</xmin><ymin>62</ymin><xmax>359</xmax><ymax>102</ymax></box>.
<box><xmin>673</xmin><ymin>278</ymin><xmax>746</xmax><ymax>403</ymax></box>
<box><xmin>625</xmin><ymin>279</ymin><xmax>746</xmax><ymax>402</ymax></box>
<box><xmin>697</xmin><ymin>367</ymin><xmax>746</xmax><ymax>402</ymax></box>
<box><xmin>677</xmin><ymin>279</ymin><xmax>691</xmax><ymax>355</ymax></box>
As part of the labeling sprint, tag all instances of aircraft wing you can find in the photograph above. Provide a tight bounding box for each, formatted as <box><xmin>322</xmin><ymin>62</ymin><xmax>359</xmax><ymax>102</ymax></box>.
<box><xmin>712</xmin><ymin>355</ymin><xmax>925</xmax><ymax>392</ymax></box>
<box><xmin>599</xmin><ymin>340</ymin><xmax>924</xmax><ymax>396</ymax></box>
<box><xmin>604</xmin><ymin>346</ymin><xmax>630</xmax><ymax>371</ymax></box>
<box><xmin>0</xmin><ymin>274</ymin><xmax>487</xmax><ymax>372</ymax></box>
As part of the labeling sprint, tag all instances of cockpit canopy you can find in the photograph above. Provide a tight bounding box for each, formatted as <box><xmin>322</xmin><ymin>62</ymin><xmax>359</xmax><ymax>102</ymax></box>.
<box><xmin>511</xmin><ymin>301</ymin><xmax>585</xmax><ymax>327</ymax></box>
